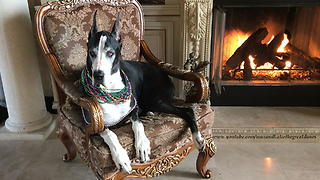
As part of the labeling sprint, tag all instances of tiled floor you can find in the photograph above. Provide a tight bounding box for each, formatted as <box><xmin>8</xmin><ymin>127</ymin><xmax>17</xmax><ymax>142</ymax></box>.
<box><xmin>213</xmin><ymin>107</ymin><xmax>320</xmax><ymax>128</ymax></box>
<box><xmin>1</xmin><ymin>107</ymin><xmax>320</xmax><ymax>180</ymax></box>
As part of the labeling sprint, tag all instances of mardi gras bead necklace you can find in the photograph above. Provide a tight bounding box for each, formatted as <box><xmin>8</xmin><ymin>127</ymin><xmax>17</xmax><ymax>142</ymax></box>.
<box><xmin>81</xmin><ymin>66</ymin><xmax>132</xmax><ymax>104</ymax></box>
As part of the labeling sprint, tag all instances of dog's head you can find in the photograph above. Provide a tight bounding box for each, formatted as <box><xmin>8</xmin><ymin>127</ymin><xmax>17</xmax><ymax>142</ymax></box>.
<box><xmin>86</xmin><ymin>11</ymin><xmax>122</xmax><ymax>88</ymax></box>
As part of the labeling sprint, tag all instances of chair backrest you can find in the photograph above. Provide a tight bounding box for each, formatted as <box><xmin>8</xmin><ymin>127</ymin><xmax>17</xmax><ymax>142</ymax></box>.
<box><xmin>36</xmin><ymin>0</ymin><xmax>144</xmax><ymax>81</ymax></box>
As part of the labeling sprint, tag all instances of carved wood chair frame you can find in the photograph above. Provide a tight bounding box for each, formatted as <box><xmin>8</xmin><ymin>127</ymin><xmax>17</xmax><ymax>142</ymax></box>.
<box><xmin>35</xmin><ymin>0</ymin><xmax>216</xmax><ymax>179</ymax></box>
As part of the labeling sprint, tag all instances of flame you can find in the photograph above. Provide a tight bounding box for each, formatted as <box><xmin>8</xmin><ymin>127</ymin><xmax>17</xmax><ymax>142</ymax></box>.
<box><xmin>238</xmin><ymin>35</ymin><xmax>248</xmax><ymax>46</ymax></box>
<box><xmin>267</xmin><ymin>35</ymin><xmax>275</xmax><ymax>44</ymax></box>
<box><xmin>249</xmin><ymin>55</ymin><xmax>256</xmax><ymax>69</ymax></box>
<box><xmin>277</xmin><ymin>33</ymin><xmax>289</xmax><ymax>53</ymax></box>
<box><xmin>237</xmin><ymin>33</ymin><xmax>291</xmax><ymax>71</ymax></box>
<box><xmin>240</xmin><ymin>61</ymin><xmax>244</xmax><ymax>69</ymax></box>
<box><xmin>241</xmin><ymin>56</ymin><xmax>274</xmax><ymax>70</ymax></box>
<box><xmin>257</xmin><ymin>62</ymin><xmax>274</xmax><ymax>69</ymax></box>
<box><xmin>284</xmin><ymin>61</ymin><xmax>291</xmax><ymax>69</ymax></box>
<box><xmin>240</xmin><ymin>55</ymin><xmax>256</xmax><ymax>69</ymax></box>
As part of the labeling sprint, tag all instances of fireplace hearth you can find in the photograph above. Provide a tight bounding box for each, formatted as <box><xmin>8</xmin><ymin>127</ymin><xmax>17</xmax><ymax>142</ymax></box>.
<box><xmin>210</xmin><ymin>85</ymin><xmax>320</xmax><ymax>106</ymax></box>
<box><xmin>211</xmin><ymin>0</ymin><xmax>320</xmax><ymax>103</ymax></box>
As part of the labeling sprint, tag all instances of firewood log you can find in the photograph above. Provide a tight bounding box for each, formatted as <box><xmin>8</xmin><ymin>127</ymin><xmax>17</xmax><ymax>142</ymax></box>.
<box><xmin>226</xmin><ymin>27</ymin><xmax>268</xmax><ymax>69</ymax></box>
<box><xmin>255</xmin><ymin>31</ymin><xmax>286</xmax><ymax>69</ymax></box>
<box><xmin>286</xmin><ymin>43</ymin><xmax>320</xmax><ymax>70</ymax></box>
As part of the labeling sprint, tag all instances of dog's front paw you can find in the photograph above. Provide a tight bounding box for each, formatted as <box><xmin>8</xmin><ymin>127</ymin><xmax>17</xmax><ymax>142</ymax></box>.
<box><xmin>146</xmin><ymin>111</ymin><xmax>155</xmax><ymax>116</ymax></box>
<box><xmin>111</xmin><ymin>147</ymin><xmax>132</xmax><ymax>174</ymax></box>
<box><xmin>192</xmin><ymin>132</ymin><xmax>205</xmax><ymax>152</ymax></box>
<box><xmin>135</xmin><ymin>136</ymin><xmax>151</xmax><ymax>163</ymax></box>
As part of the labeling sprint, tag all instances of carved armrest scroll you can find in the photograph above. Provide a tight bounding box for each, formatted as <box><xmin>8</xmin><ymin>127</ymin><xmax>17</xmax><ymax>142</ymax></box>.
<box><xmin>60</xmin><ymin>81</ymin><xmax>105</xmax><ymax>135</ymax></box>
<box><xmin>46</xmin><ymin>53</ymin><xmax>104</xmax><ymax>136</ymax></box>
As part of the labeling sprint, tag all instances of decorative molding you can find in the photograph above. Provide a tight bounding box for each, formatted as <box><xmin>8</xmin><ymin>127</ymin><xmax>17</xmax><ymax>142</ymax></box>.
<box><xmin>188</xmin><ymin>2</ymin><xmax>208</xmax><ymax>55</ymax></box>
<box><xmin>165</xmin><ymin>0</ymin><xmax>180</xmax><ymax>5</ymax></box>
<box><xmin>183</xmin><ymin>0</ymin><xmax>212</xmax><ymax>66</ymax></box>
<box><xmin>213</xmin><ymin>128</ymin><xmax>320</xmax><ymax>135</ymax></box>
<box><xmin>142</xmin><ymin>5</ymin><xmax>180</xmax><ymax>16</ymax></box>
<box><xmin>144</xmin><ymin>30</ymin><xmax>166</xmax><ymax>61</ymax></box>
<box><xmin>182</xmin><ymin>0</ymin><xmax>212</xmax><ymax>99</ymax></box>
<box><xmin>145</xmin><ymin>22</ymin><xmax>174</xmax><ymax>64</ymax></box>
<box><xmin>131</xmin><ymin>146</ymin><xmax>193</xmax><ymax>178</ymax></box>
<box><xmin>138</xmin><ymin>0</ymin><xmax>165</xmax><ymax>5</ymax></box>
<box><xmin>212</xmin><ymin>127</ymin><xmax>320</xmax><ymax>142</ymax></box>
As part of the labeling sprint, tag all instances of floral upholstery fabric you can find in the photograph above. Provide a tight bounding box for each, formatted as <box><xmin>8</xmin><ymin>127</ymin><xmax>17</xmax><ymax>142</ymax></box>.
<box><xmin>60</xmin><ymin>100</ymin><xmax>214</xmax><ymax>179</ymax></box>
<box><xmin>43</xmin><ymin>2</ymin><xmax>142</xmax><ymax>81</ymax></box>
<box><xmin>40</xmin><ymin>1</ymin><xmax>214</xmax><ymax>179</ymax></box>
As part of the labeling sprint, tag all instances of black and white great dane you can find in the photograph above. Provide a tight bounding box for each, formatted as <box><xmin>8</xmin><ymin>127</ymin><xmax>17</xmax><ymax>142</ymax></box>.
<box><xmin>80</xmin><ymin>12</ymin><xmax>205</xmax><ymax>174</ymax></box>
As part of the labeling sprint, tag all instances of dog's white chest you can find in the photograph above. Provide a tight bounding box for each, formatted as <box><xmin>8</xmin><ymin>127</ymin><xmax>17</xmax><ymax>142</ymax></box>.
<box><xmin>100</xmin><ymin>99</ymin><xmax>132</xmax><ymax>127</ymax></box>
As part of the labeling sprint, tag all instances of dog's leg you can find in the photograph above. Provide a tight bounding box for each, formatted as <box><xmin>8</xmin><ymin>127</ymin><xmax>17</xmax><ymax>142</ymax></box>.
<box><xmin>192</xmin><ymin>130</ymin><xmax>205</xmax><ymax>151</ymax></box>
<box><xmin>131</xmin><ymin>109</ymin><xmax>150</xmax><ymax>163</ymax></box>
<box><xmin>176</xmin><ymin>106</ymin><xmax>205</xmax><ymax>151</ymax></box>
<box><xmin>99</xmin><ymin>129</ymin><xmax>132</xmax><ymax>174</ymax></box>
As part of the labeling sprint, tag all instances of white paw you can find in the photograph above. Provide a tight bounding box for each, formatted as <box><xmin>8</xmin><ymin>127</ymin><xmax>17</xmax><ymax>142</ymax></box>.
<box><xmin>135</xmin><ymin>135</ymin><xmax>151</xmax><ymax>163</ymax></box>
<box><xmin>111</xmin><ymin>146</ymin><xmax>132</xmax><ymax>174</ymax></box>
<box><xmin>192</xmin><ymin>132</ymin><xmax>205</xmax><ymax>151</ymax></box>
<box><xmin>146</xmin><ymin>111</ymin><xmax>154</xmax><ymax>116</ymax></box>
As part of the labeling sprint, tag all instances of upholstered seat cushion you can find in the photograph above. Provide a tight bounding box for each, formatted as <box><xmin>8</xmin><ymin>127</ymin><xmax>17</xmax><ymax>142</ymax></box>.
<box><xmin>60</xmin><ymin>100</ymin><xmax>214</xmax><ymax>179</ymax></box>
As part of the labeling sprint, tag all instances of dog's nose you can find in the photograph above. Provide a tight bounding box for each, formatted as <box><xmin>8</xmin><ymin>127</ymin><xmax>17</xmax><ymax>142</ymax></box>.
<box><xmin>93</xmin><ymin>70</ymin><xmax>105</xmax><ymax>81</ymax></box>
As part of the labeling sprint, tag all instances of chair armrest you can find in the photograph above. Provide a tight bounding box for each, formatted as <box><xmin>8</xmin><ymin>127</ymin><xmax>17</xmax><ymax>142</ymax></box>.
<box><xmin>44</xmin><ymin>52</ymin><xmax>104</xmax><ymax>135</ymax></box>
<box><xmin>60</xmin><ymin>81</ymin><xmax>105</xmax><ymax>136</ymax></box>
<box><xmin>140</xmin><ymin>40</ymin><xmax>209</xmax><ymax>103</ymax></box>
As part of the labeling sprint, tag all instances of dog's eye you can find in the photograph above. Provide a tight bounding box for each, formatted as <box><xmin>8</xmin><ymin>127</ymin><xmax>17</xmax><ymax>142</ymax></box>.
<box><xmin>89</xmin><ymin>50</ymin><xmax>96</xmax><ymax>57</ymax></box>
<box><xmin>107</xmin><ymin>51</ymin><xmax>114</xmax><ymax>57</ymax></box>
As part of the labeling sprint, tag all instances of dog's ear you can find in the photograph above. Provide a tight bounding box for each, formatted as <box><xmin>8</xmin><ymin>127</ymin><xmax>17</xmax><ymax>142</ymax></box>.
<box><xmin>89</xmin><ymin>11</ymin><xmax>98</xmax><ymax>41</ymax></box>
<box><xmin>111</xmin><ymin>12</ymin><xmax>121</xmax><ymax>42</ymax></box>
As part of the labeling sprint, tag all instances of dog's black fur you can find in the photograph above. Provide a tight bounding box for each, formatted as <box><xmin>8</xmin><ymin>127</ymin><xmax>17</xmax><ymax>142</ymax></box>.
<box><xmin>80</xmin><ymin>12</ymin><xmax>202</xmax><ymax>148</ymax></box>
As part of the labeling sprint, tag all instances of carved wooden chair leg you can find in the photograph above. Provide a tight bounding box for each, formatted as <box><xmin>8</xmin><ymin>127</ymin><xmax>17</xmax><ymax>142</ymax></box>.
<box><xmin>58</xmin><ymin>123</ymin><xmax>77</xmax><ymax>162</ymax></box>
<box><xmin>196</xmin><ymin>138</ymin><xmax>217</xmax><ymax>178</ymax></box>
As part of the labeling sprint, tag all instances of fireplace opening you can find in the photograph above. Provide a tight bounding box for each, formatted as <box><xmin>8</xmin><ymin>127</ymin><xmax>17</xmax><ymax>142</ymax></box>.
<box><xmin>210</xmin><ymin>1</ymin><xmax>320</xmax><ymax>105</ymax></box>
<box><xmin>222</xmin><ymin>7</ymin><xmax>320</xmax><ymax>82</ymax></box>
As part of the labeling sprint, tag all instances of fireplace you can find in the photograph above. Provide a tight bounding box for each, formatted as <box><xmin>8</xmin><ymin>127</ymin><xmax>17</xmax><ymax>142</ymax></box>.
<box><xmin>210</xmin><ymin>1</ymin><xmax>320</xmax><ymax>105</ymax></box>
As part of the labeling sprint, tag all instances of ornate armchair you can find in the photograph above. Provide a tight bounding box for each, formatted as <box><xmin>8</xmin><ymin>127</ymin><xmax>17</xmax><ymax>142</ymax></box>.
<box><xmin>35</xmin><ymin>0</ymin><xmax>216</xmax><ymax>179</ymax></box>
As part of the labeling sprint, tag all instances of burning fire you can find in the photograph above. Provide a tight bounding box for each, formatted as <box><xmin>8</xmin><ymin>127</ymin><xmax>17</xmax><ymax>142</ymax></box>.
<box><xmin>238</xmin><ymin>35</ymin><xmax>248</xmax><ymax>46</ymax></box>
<box><xmin>277</xmin><ymin>33</ymin><xmax>289</xmax><ymax>53</ymax></box>
<box><xmin>240</xmin><ymin>55</ymin><xmax>256</xmax><ymax>69</ymax></box>
<box><xmin>267</xmin><ymin>35</ymin><xmax>274</xmax><ymax>44</ymax></box>
<box><xmin>239</xmin><ymin>33</ymin><xmax>291</xmax><ymax>70</ymax></box>
<box><xmin>284</xmin><ymin>61</ymin><xmax>291</xmax><ymax>69</ymax></box>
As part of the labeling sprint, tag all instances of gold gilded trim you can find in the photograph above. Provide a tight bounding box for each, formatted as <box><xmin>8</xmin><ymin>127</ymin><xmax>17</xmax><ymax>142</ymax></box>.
<box><xmin>131</xmin><ymin>146</ymin><xmax>193</xmax><ymax>178</ymax></box>
<box><xmin>205</xmin><ymin>138</ymin><xmax>217</xmax><ymax>157</ymax></box>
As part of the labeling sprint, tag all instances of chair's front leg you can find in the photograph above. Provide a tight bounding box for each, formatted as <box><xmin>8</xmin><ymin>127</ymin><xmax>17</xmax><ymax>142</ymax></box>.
<box><xmin>196</xmin><ymin>138</ymin><xmax>217</xmax><ymax>178</ymax></box>
<box><xmin>99</xmin><ymin>128</ymin><xmax>132</xmax><ymax>174</ymax></box>
<box><xmin>58</xmin><ymin>122</ymin><xmax>77</xmax><ymax>162</ymax></box>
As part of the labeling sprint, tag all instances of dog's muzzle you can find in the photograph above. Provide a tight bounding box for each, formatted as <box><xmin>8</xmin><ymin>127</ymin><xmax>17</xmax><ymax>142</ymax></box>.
<box><xmin>93</xmin><ymin>70</ymin><xmax>105</xmax><ymax>87</ymax></box>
